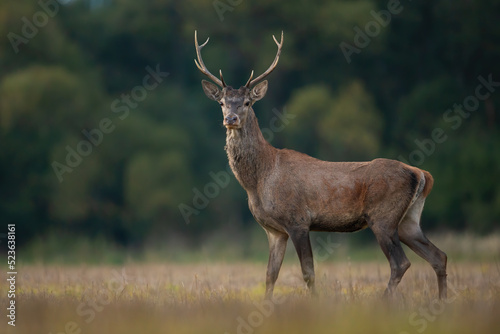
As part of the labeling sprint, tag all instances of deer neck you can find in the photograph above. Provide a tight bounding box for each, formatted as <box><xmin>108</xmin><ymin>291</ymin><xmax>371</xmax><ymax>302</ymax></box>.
<box><xmin>225</xmin><ymin>109</ymin><xmax>276</xmax><ymax>192</ymax></box>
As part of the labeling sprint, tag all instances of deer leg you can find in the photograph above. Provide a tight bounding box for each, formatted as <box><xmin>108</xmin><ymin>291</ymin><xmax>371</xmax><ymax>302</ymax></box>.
<box><xmin>372</xmin><ymin>226</ymin><xmax>411</xmax><ymax>296</ymax></box>
<box><xmin>289</xmin><ymin>229</ymin><xmax>316</xmax><ymax>295</ymax></box>
<box><xmin>399</xmin><ymin>199</ymin><xmax>448</xmax><ymax>299</ymax></box>
<box><xmin>264</xmin><ymin>230</ymin><xmax>289</xmax><ymax>299</ymax></box>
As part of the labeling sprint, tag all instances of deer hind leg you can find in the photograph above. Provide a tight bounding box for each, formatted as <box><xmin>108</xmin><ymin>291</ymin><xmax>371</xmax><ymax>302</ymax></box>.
<box><xmin>398</xmin><ymin>197</ymin><xmax>448</xmax><ymax>299</ymax></box>
<box><xmin>289</xmin><ymin>228</ymin><xmax>316</xmax><ymax>295</ymax></box>
<box><xmin>371</xmin><ymin>220</ymin><xmax>411</xmax><ymax>296</ymax></box>
<box><xmin>264</xmin><ymin>229</ymin><xmax>289</xmax><ymax>299</ymax></box>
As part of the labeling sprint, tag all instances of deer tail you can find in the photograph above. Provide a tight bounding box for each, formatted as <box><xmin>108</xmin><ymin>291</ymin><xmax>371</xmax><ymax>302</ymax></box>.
<box><xmin>421</xmin><ymin>170</ymin><xmax>434</xmax><ymax>198</ymax></box>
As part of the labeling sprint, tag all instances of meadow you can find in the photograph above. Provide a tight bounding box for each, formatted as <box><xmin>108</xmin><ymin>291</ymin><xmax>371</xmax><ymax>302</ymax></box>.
<box><xmin>2</xmin><ymin>233</ymin><xmax>500</xmax><ymax>334</ymax></box>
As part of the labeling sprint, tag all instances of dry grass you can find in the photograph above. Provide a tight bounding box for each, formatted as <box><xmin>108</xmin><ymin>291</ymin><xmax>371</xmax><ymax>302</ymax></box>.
<box><xmin>1</xmin><ymin>260</ymin><xmax>499</xmax><ymax>334</ymax></box>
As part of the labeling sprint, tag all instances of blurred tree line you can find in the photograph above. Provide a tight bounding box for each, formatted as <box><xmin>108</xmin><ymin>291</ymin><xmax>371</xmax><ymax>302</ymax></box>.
<box><xmin>0</xmin><ymin>0</ymin><xmax>499</xmax><ymax>249</ymax></box>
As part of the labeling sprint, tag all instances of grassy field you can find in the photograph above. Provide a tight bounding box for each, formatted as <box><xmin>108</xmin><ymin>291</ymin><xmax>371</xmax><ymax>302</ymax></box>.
<box><xmin>2</xmin><ymin>259</ymin><xmax>499</xmax><ymax>334</ymax></box>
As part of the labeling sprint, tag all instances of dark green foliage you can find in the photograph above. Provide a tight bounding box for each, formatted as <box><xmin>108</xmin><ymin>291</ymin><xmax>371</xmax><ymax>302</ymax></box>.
<box><xmin>0</xmin><ymin>0</ymin><xmax>498</xmax><ymax>248</ymax></box>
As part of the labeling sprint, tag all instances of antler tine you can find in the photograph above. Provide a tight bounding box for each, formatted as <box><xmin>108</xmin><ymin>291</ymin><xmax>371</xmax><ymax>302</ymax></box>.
<box><xmin>219</xmin><ymin>70</ymin><xmax>226</xmax><ymax>87</ymax></box>
<box><xmin>194</xmin><ymin>30</ymin><xmax>225</xmax><ymax>87</ymax></box>
<box><xmin>247</xmin><ymin>31</ymin><xmax>284</xmax><ymax>88</ymax></box>
<box><xmin>244</xmin><ymin>70</ymin><xmax>254</xmax><ymax>87</ymax></box>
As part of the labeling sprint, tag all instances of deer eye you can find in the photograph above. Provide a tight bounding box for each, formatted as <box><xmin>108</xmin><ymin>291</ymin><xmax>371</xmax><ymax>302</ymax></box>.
<box><xmin>219</xmin><ymin>102</ymin><xmax>224</xmax><ymax>106</ymax></box>
<box><xmin>244</xmin><ymin>102</ymin><xmax>250</xmax><ymax>106</ymax></box>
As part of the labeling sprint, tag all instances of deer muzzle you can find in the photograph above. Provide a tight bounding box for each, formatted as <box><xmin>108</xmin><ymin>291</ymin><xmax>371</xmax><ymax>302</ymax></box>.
<box><xmin>224</xmin><ymin>114</ymin><xmax>240</xmax><ymax>128</ymax></box>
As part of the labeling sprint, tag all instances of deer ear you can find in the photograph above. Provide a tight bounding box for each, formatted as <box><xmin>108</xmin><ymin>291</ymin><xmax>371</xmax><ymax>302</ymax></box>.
<box><xmin>201</xmin><ymin>80</ymin><xmax>222</xmax><ymax>101</ymax></box>
<box><xmin>251</xmin><ymin>80</ymin><xmax>268</xmax><ymax>101</ymax></box>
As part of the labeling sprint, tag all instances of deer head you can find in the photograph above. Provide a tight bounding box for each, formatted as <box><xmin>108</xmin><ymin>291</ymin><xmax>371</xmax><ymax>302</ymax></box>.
<box><xmin>194</xmin><ymin>31</ymin><xmax>283</xmax><ymax>129</ymax></box>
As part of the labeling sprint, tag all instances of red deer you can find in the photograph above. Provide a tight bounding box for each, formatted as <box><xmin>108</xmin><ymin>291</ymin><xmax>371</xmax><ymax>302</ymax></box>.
<box><xmin>194</xmin><ymin>31</ymin><xmax>447</xmax><ymax>300</ymax></box>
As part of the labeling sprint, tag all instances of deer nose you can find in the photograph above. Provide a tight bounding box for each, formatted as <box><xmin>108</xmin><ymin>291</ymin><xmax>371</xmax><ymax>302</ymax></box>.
<box><xmin>225</xmin><ymin>114</ymin><xmax>238</xmax><ymax>125</ymax></box>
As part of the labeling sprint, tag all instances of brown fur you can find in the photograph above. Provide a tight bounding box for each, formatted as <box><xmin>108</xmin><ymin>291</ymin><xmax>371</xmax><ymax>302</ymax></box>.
<box><xmin>218</xmin><ymin>93</ymin><xmax>446</xmax><ymax>299</ymax></box>
<box><xmin>197</xmin><ymin>35</ymin><xmax>446</xmax><ymax>300</ymax></box>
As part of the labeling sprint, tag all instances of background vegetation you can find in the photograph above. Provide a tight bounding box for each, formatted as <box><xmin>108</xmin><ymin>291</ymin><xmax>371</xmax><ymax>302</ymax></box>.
<box><xmin>1</xmin><ymin>0</ymin><xmax>499</xmax><ymax>261</ymax></box>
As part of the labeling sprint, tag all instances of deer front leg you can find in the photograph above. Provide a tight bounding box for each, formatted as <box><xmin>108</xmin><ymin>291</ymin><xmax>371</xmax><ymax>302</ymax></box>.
<box><xmin>289</xmin><ymin>228</ymin><xmax>316</xmax><ymax>295</ymax></box>
<box><xmin>265</xmin><ymin>230</ymin><xmax>288</xmax><ymax>299</ymax></box>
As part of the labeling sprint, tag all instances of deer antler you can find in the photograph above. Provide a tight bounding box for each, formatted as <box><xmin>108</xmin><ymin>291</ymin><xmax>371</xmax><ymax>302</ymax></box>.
<box><xmin>194</xmin><ymin>30</ymin><xmax>226</xmax><ymax>88</ymax></box>
<box><xmin>245</xmin><ymin>31</ymin><xmax>284</xmax><ymax>88</ymax></box>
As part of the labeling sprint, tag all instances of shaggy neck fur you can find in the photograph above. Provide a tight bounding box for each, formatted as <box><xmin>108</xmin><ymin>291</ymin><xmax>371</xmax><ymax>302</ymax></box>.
<box><xmin>225</xmin><ymin>109</ymin><xmax>276</xmax><ymax>192</ymax></box>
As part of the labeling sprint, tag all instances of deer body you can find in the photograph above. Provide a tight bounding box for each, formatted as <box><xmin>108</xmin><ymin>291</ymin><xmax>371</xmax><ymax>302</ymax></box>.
<box><xmin>195</xmin><ymin>31</ymin><xmax>447</xmax><ymax>300</ymax></box>
<box><xmin>226</xmin><ymin>112</ymin><xmax>416</xmax><ymax>233</ymax></box>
